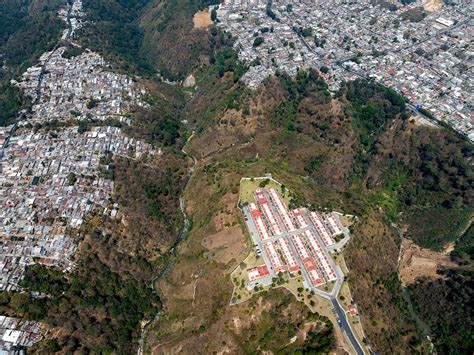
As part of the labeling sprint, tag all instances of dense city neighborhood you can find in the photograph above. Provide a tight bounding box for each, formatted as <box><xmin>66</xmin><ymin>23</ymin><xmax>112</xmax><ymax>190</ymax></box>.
<box><xmin>214</xmin><ymin>0</ymin><xmax>473</xmax><ymax>141</ymax></box>
<box><xmin>0</xmin><ymin>316</ymin><xmax>43</xmax><ymax>351</ymax></box>
<box><xmin>14</xmin><ymin>47</ymin><xmax>147</xmax><ymax>124</ymax></box>
<box><xmin>0</xmin><ymin>0</ymin><xmax>154</xmax><ymax>349</ymax></box>
<box><xmin>0</xmin><ymin>126</ymin><xmax>155</xmax><ymax>291</ymax></box>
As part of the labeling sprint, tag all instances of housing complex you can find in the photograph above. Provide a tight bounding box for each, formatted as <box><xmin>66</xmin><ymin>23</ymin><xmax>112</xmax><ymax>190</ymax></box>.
<box><xmin>243</xmin><ymin>188</ymin><xmax>343</xmax><ymax>291</ymax></box>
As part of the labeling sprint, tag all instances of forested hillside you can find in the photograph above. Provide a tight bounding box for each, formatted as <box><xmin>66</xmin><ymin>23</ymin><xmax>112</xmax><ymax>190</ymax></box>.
<box><xmin>0</xmin><ymin>0</ymin><xmax>63</xmax><ymax>125</ymax></box>
<box><xmin>80</xmin><ymin>0</ymin><xmax>221</xmax><ymax>79</ymax></box>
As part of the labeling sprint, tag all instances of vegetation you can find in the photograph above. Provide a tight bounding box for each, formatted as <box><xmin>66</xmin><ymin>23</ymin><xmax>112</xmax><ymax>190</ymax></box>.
<box><xmin>451</xmin><ymin>224</ymin><xmax>474</xmax><ymax>265</ymax></box>
<box><xmin>80</xmin><ymin>0</ymin><xmax>223</xmax><ymax>77</ymax></box>
<box><xmin>171</xmin><ymin>67</ymin><xmax>473</xmax><ymax>353</ymax></box>
<box><xmin>0</xmin><ymin>82</ymin><xmax>30</xmax><ymax>126</ymax></box>
<box><xmin>80</xmin><ymin>0</ymin><xmax>152</xmax><ymax>74</ymax></box>
<box><xmin>240</xmin><ymin>293</ymin><xmax>335</xmax><ymax>353</ymax></box>
<box><xmin>400</xmin><ymin>8</ymin><xmax>427</xmax><ymax>23</ymax></box>
<box><xmin>408</xmin><ymin>269</ymin><xmax>474</xmax><ymax>354</ymax></box>
<box><xmin>0</xmin><ymin>0</ymin><xmax>64</xmax><ymax>126</ymax></box>
<box><xmin>253</xmin><ymin>36</ymin><xmax>264</xmax><ymax>47</ymax></box>
<box><xmin>272</xmin><ymin>69</ymin><xmax>331</xmax><ymax>131</ymax></box>
<box><xmin>1</xmin><ymin>257</ymin><xmax>159</xmax><ymax>353</ymax></box>
<box><xmin>140</xmin><ymin>0</ymin><xmax>222</xmax><ymax>80</ymax></box>
<box><xmin>2</xmin><ymin>1</ymin><xmax>472</xmax><ymax>352</ymax></box>
<box><xmin>125</xmin><ymin>83</ymin><xmax>186</xmax><ymax>147</ymax></box>
<box><xmin>402</xmin><ymin>208</ymin><xmax>473</xmax><ymax>250</ymax></box>
<box><xmin>114</xmin><ymin>154</ymin><xmax>186</xmax><ymax>254</ymax></box>
<box><xmin>0</xmin><ymin>0</ymin><xmax>63</xmax><ymax>72</ymax></box>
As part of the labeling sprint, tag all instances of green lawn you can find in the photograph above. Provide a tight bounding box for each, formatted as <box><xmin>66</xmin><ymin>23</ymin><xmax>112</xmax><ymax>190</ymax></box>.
<box><xmin>239</xmin><ymin>177</ymin><xmax>290</xmax><ymax>205</ymax></box>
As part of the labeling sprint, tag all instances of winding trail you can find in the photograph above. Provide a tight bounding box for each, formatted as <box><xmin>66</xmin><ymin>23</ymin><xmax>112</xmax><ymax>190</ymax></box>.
<box><xmin>137</xmin><ymin>131</ymin><xmax>197</xmax><ymax>354</ymax></box>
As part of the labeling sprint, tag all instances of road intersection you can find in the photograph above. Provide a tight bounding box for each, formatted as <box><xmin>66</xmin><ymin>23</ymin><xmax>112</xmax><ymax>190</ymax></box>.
<box><xmin>241</xmin><ymin>189</ymin><xmax>365</xmax><ymax>354</ymax></box>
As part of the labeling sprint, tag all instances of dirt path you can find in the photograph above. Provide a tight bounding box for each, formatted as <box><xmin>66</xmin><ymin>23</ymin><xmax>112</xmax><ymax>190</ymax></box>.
<box><xmin>424</xmin><ymin>0</ymin><xmax>443</xmax><ymax>12</ymax></box>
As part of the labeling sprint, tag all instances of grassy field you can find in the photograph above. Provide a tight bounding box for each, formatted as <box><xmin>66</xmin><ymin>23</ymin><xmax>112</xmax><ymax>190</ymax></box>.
<box><xmin>230</xmin><ymin>251</ymin><xmax>263</xmax><ymax>303</ymax></box>
<box><xmin>239</xmin><ymin>177</ymin><xmax>291</xmax><ymax>206</ymax></box>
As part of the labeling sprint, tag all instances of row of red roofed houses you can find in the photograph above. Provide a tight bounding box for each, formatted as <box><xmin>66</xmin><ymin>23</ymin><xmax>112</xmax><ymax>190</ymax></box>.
<box><xmin>291</xmin><ymin>208</ymin><xmax>308</xmax><ymax>228</ymax></box>
<box><xmin>303</xmin><ymin>229</ymin><xmax>337</xmax><ymax>282</ymax></box>
<box><xmin>248</xmin><ymin>203</ymin><xmax>271</xmax><ymax>241</ymax></box>
<box><xmin>264</xmin><ymin>242</ymin><xmax>287</xmax><ymax>273</ymax></box>
<box><xmin>277</xmin><ymin>238</ymin><xmax>300</xmax><ymax>274</ymax></box>
<box><xmin>291</xmin><ymin>234</ymin><xmax>325</xmax><ymax>286</ymax></box>
<box><xmin>263</xmin><ymin>238</ymin><xmax>300</xmax><ymax>275</ymax></box>
<box><xmin>255</xmin><ymin>189</ymin><xmax>283</xmax><ymax>236</ymax></box>
<box><xmin>308</xmin><ymin>211</ymin><xmax>336</xmax><ymax>247</ymax></box>
<box><xmin>268</xmin><ymin>188</ymin><xmax>296</xmax><ymax>232</ymax></box>
<box><xmin>319</xmin><ymin>212</ymin><xmax>343</xmax><ymax>236</ymax></box>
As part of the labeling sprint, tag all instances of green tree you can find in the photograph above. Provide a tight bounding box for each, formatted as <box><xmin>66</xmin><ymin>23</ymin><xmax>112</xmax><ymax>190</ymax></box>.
<box><xmin>253</xmin><ymin>37</ymin><xmax>264</xmax><ymax>47</ymax></box>
<box><xmin>211</xmin><ymin>8</ymin><xmax>217</xmax><ymax>21</ymax></box>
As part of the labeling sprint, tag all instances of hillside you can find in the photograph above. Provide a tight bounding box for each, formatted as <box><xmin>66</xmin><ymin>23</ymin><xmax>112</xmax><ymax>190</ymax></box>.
<box><xmin>0</xmin><ymin>1</ymin><xmax>190</xmax><ymax>352</ymax></box>
<box><xmin>78</xmin><ymin>0</ymin><xmax>221</xmax><ymax>79</ymax></box>
<box><xmin>1</xmin><ymin>0</ymin><xmax>472</xmax><ymax>353</ymax></box>
<box><xmin>142</xmin><ymin>62</ymin><xmax>472</xmax><ymax>353</ymax></box>
<box><xmin>0</xmin><ymin>0</ymin><xmax>64</xmax><ymax>126</ymax></box>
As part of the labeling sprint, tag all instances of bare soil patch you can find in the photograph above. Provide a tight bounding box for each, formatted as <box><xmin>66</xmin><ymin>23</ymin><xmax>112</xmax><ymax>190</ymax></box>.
<box><xmin>193</xmin><ymin>11</ymin><xmax>212</xmax><ymax>29</ymax></box>
<box><xmin>424</xmin><ymin>0</ymin><xmax>443</xmax><ymax>12</ymax></box>
<box><xmin>399</xmin><ymin>238</ymin><xmax>457</xmax><ymax>285</ymax></box>
<box><xmin>410</xmin><ymin>114</ymin><xmax>437</xmax><ymax>128</ymax></box>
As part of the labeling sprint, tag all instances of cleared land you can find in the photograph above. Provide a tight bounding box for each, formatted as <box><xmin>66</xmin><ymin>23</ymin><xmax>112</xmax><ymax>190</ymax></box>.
<box><xmin>424</xmin><ymin>0</ymin><xmax>443</xmax><ymax>12</ymax></box>
<box><xmin>399</xmin><ymin>238</ymin><xmax>457</xmax><ymax>285</ymax></box>
<box><xmin>193</xmin><ymin>11</ymin><xmax>212</xmax><ymax>29</ymax></box>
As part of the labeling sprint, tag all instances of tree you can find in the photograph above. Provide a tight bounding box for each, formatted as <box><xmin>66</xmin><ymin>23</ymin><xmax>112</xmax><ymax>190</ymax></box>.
<box><xmin>211</xmin><ymin>9</ymin><xmax>217</xmax><ymax>22</ymax></box>
<box><xmin>320</xmin><ymin>66</ymin><xmax>329</xmax><ymax>74</ymax></box>
<box><xmin>253</xmin><ymin>37</ymin><xmax>264</xmax><ymax>47</ymax></box>
<box><xmin>259</xmin><ymin>178</ymin><xmax>270</xmax><ymax>188</ymax></box>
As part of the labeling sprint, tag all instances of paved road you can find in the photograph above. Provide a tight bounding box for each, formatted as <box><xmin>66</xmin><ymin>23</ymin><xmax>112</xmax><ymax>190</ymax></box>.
<box><xmin>242</xmin><ymin>205</ymin><xmax>277</xmax><ymax>280</ymax></box>
<box><xmin>242</xmin><ymin>196</ymin><xmax>365</xmax><ymax>354</ymax></box>
<box><xmin>331</xmin><ymin>298</ymin><xmax>365</xmax><ymax>355</ymax></box>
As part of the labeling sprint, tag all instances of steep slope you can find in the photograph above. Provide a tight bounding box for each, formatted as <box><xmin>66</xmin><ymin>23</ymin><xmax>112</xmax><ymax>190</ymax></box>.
<box><xmin>0</xmin><ymin>1</ymin><xmax>190</xmax><ymax>352</ymax></box>
<box><xmin>78</xmin><ymin>0</ymin><xmax>221</xmax><ymax>79</ymax></box>
<box><xmin>0</xmin><ymin>0</ymin><xmax>64</xmax><ymax>125</ymax></box>
<box><xmin>2</xmin><ymin>0</ymin><xmax>471</xmax><ymax>353</ymax></box>
<box><xmin>143</xmin><ymin>64</ymin><xmax>472</xmax><ymax>353</ymax></box>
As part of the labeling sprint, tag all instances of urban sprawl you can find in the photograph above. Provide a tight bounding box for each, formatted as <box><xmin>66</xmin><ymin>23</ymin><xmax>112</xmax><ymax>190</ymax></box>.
<box><xmin>0</xmin><ymin>0</ymin><xmax>154</xmax><ymax>349</ymax></box>
<box><xmin>214</xmin><ymin>0</ymin><xmax>473</xmax><ymax>141</ymax></box>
